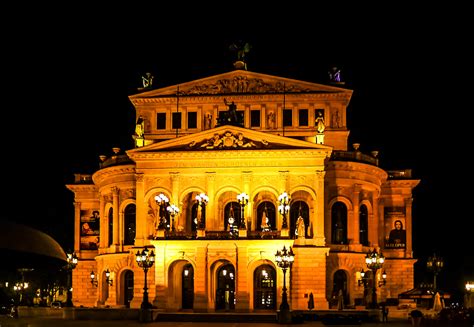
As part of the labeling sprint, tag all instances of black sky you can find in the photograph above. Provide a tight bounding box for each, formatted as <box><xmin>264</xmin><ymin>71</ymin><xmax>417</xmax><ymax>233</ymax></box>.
<box><xmin>2</xmin><ymin>7</ymin><xmax>471</xmax><ymax>298</ymax></box>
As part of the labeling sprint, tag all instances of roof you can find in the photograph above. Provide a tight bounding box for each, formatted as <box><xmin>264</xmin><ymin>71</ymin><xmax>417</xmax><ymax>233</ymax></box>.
<box><xmin>0</xmin><ymin>220</ymin><xmax>67</xmax><ymax>270</ymax></box>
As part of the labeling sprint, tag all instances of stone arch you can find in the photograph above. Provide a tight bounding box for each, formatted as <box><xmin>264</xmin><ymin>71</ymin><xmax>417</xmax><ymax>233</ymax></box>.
<box><xmin>247</xmin><ymin>258</ymin><xmax>277</xmax><ymax>311</ymax></box>
<box><xmin>179</xmin><ymin>187</ymin><xmax>207</xmax><ymax>233</ymax></box>
<box><xmin>166</xmin><ymin>259</ymin><xmax>195</xmax><ymax>311</ymax></box>
<box><xmin>215</xmin><ymin>187</ymin><xmax>241</xmax><ymax>230</ymax></box>
<box><xmin>209</xmin><ymin>258</ymin><xmax>236</xmax><ymax>309</ymax></box>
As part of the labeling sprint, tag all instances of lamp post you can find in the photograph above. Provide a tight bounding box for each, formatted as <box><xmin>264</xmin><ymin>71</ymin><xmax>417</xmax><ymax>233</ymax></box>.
<box><xmin>237</xmin><ymin>192</ymin><xmax>249</xmax><ymax>229</ymax></box>
<box><xmin>195</xmin><ymin>192</ymin><xmax>209</xmax><ymax>229</ymax></box>
<box><xmin>465</xmin><ymin>281</ymin><xmax>473</xmax><ymax>308</ymax></box>
<box><xmin>275</xmin><ymin>245</ymin><xmax>295</xmax><ymax>323</ymax></box>
<box><xmin>278</xmin><ymin>192</ymin><xmax>290</xmax><ymax>229</ymax></box>
<box><xmin>135</xmin><ymin>246</ymin><xmax>155</xmax><ymax>311</ymax></box>
<box><xmin>365</xmin><ymin>248</ymin><xmax>385</xmax><ymax>309</ymax></box>
<box><xmin>65</xmin><ymin>252</ymin><xmax>78</xmax><ymax>307</ymax></box>
<box><xmin>154</xmin><ymin>193</ymin><xmax>169</xmax><ymax>230</ymax></box>
<box><xmin>167</xmin><ymin>204</ymin><xmax>180</xmax><ymax>232</ymax></box>
<box><xmin>426</xmin><ymin>254</ymin><xmax>444</xmax><ymax>291</ymax></box>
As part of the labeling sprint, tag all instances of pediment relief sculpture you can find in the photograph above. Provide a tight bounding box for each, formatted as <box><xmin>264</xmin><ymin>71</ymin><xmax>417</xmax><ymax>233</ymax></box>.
<box><xmin>188</xmin><ymin>131</ymin><xmax>269</xmax><ymax>150</ymax></box>
<box><xmin>180</xmin><ymin>76</ymin><xmax>312</xmax><ymax>95</ymax></box>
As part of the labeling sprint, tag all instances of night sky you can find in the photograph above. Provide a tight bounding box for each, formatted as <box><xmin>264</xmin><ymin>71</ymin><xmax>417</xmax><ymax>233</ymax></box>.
<box><xmin>2</xmin><ymin>8</ymin><xmax>471</xmax><ymax>299</ymax></box>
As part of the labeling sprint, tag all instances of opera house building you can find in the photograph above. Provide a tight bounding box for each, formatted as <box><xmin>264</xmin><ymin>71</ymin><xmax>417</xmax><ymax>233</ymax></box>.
<box><xmin>66</xmin><ymin>65</ymin><xmax>419</xmax><ymax>312</ymax></box>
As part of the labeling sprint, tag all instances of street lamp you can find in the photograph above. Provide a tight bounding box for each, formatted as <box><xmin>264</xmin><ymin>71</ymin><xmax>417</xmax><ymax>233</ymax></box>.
<box><xmin>237</xmin><ymin>192</ymin><xmax>249</xmax><ymax>229</ymax></box>
<box><xmin>365</xmin><ymin>248</ymin><xmax>385</xmax><ymax>309</ymax></box>
<box><xmin>195</xmin><ymin>192</ymin><xmax>209</xmax><ymax>229</ymax></box>
<box><xmin>65</xmin><ymin>252</ymin><xmax>78</xmax><ymax>307</ymax></box>
<box><xmin>135</xmin><ymin>246</ymin><xmax>155</xmax><ymax>311</ymax></box>
<box><xmin>275</xmin><ymin>245</ymin><xmax>295</xmax><ymax>323</ymax></box>
<box><xmin>90</xmin><ymin>271</ymin><xmax>98</xmax><ymax>287</ymax></box>
<box><xmin>465</xmin><ymin>281</ymin><xmax>473</xmax><ymax>308</ymax></box>
<box><xmin>154</xmin><ymin>193</ymin><xmax>169</xmax><ymax>230</ymax></box>
<box><xmin>426</xmin><ymin>254</ymin><xmax>444</xmax><ymax>291</ymax></box>
<box><xmin>167</xmin><ymin>204</ymin><xmax>180</xmax><ymax>232</ymax></box>
<box><xmin>278</xmin><ymin>192</ymin><xmax>290</xmax><ymax>229</ymax></box>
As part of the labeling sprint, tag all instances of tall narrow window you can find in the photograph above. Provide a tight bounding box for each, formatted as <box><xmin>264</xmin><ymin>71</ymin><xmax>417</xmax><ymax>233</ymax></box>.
<box><xmin>331</xmin><ymin>202</ymin><xmax>348</xmax><ymax>244</ymax></box>
<box><xmin>172</xmin><ymin>112</ymin><xmax>182</xmax><ymax>129</ymax></box>
<box><xmin>250</xmin><ymin>110</ymin><xmax>261</xmax><ymax>127</ymax></box>
<box><xmin>359</xmin><ymin>205</ymin><xmax>369</xmax><ymax>246</ymax></box>
<box><xmin>187</xmin><ymin>112</ymin><xmax>197</xmax><ymax>129</ymax></box>
<box><xmin>157</xmin><ymin>113</ymin><xmax>166</xmax><ymax>130</ymax></box>
<box><xmin>283</xmin><ymin>109</ymin><xmax>292</xmax><ymax>127</ymax></box>
<box><xmin>123</xmin><ymin>204</ymin><xmax>136</xmax><ymax>245</ymax></box>
<box><xmin>298</xmin><ymin>109</ymin><xmax>308</xmax><ymax>126</ymax></box>
<box><xmin>108</xmin><ymin>207</ymin><xmax>113</xmax><ymax>246</ymax></box>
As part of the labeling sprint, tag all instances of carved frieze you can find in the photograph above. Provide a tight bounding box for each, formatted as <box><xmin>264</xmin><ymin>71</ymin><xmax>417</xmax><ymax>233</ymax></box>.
<box><xmin>180</xmin><ymin>76</ymin><xmax>312</xmax><ymax>95</ymax></box>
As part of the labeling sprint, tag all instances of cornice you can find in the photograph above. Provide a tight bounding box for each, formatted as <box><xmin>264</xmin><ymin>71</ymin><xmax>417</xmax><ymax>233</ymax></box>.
<box><xmin>130</xmin><ymin>92</ymin><xmax>351</xmax><ymax>105</ymax></box>
<box><xmin>92</xmin><ymin>165</ymin><xmax>136</xmax><ymax>184</ymax></box>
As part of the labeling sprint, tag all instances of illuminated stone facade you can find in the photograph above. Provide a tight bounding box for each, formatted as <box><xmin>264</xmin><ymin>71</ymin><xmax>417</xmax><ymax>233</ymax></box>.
<box><xmin>66</xmin><ymin>70</ymin><xmax>419</xmax><ymax>311</ymax></box>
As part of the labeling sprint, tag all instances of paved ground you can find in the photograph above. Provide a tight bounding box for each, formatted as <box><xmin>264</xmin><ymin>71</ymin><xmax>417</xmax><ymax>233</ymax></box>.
<box><xmin>0</xmin><ymin>316</ymin><xmax>417</xmax><ymax>327</ymax></box>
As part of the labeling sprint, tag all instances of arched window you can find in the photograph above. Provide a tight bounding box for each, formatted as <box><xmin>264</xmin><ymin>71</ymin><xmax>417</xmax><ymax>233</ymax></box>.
<box><xmin>108</xmin><ymin>207</ymin><xmax>113</xmax><ymax>246</ymax></box>
<box><xmin>290</xmin><ymin>201</ymin><xmax>310</xmax><ymax>238</ymax></box>
<box><xmin>256</xmin><ymin>201</ymin><xmax>276</xmax><ymax>231</ymax></box>
<box><xmin>224</xmin><ymin>201</ymin><xmax>239</xmax><ymax>232</ymax></box>
<box><xmin>123</xmin><ymin>204</ymin><xmax>136</xmax><ymax>245</ymax></box>
<box><xmin>359</xmin><ymin>204</ymin><xmax>369</xmax><ymax>246</ymax></box>
<box><xmin>254</xmin><ymin>264</ymin><xmax>276</xmax><ymax>310</ymax></box>
<box><xmin>331</xmin><ymin>202</ymin><xmax>347</xmax><ymax>244</ymax></box>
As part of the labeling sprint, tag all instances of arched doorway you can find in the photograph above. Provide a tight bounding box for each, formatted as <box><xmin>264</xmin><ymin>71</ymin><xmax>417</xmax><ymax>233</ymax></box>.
<box><xmin>182</xmin><ymin>264</ymin><xmax>194</xmax><ymax>309</ymax></box>
<box><xmin>123</xmin><ymin>270</ymin><xmax>134</xmax><ymax>308</ymax></box>
<box><xmin>216</xmin><ymin>264</ymin><xmax>235</xmax><ymax>311</ymax></box>
<box><xmin>332</xmin><ymin>269</ymin><xmax>349</xmax><ymax>305</ymax></box>
<box><xmin>254</xmin><ymin>264</ymin><xmax>276</xmax><ymax>310</ymax></box>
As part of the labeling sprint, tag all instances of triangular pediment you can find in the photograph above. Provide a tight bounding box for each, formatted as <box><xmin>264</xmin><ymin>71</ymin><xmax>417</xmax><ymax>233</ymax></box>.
<box><xmin>127</xmin><ymin>125</ymin><xmax>332</xmax><ymax>155</ymax></box>
<box><xmin>129</xmin><ymin>70</ymin><xmax>352</xmax><ymax>99</ymax></box>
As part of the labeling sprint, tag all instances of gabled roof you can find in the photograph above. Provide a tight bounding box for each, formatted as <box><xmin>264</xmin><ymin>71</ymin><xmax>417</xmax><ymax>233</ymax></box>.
<box><xmin>127</xmin><ymin>125</ymin><xmax>332</xmax><ymax>155</ymax></box>
<box><xmin>129</xmin><ymin>69</ymin><xmax>352</xmax><ymax>101</ymax></box>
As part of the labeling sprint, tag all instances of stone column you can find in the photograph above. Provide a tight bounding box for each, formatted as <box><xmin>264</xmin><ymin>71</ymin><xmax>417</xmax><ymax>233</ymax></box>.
<box><xmin>112</xmin><ymin>187</ymin><xmax>120</xmax><ymax>248</ymax></box>
<box><xmin>352</xmin><ymin>184</ymin><xmax>361</xmax><ymax>244</ymax></box>
<box><xmin>170</xmin><ymin>172</ymin><xmax>180</xmax><ymax>231</ymax></box>
<box><xmin>99</xmin><ymin>195</ymin><xmax>106</xmax><ymax>249</ymax></box>
<box><xmin>135</xmin><ymin>173</ymin><xmax>147</xmax><ymax>246</ymax></box>
<box><xmin>205</xmin><ymin>172</ymin><xmax>216</xmax><ymax>231</ymax></box>
<box><xmin>74</xmin><ymin>202</ymin><xmax>81</xmax><ymax>252</ymax></box>
<box><xmin>313</xmin><ymin>170</ymin><xmax>326</xmax><ymax>245</ymax></box>
<box><xmin>376</xmin><ymin>197</ymin><xmax>384</xmax><ymax>248</ymax></box>
<box><xmin>236</xmin><ymin>246</ymin><xmax>249</xmax><ymax>311</ymax></box>
<box><xmin>278</xmin><ymin>171</ymin><xmax>289</xmax><ymax>237</ymax></box>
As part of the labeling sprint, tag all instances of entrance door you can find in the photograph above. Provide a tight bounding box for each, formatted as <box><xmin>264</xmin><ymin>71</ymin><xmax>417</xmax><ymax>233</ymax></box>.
<box><xmin>215</xmin><ymin>264</ymin><xmax>235</xmax><ymax>310</ymax></box>
<box><xmin>182</xmin><ymin>264</ymin><xmax>194</xmax><ymax>309</ymax></box>
<box><xmin>332</xmin><ymin>269</ymin><xmax>349</xmax><ymax>305</ymax></box>
<box><xmin>124</xmin><ymin>270</ymin><xmax>134</xmax><ymax>308</ymax></box>
<box><xmin>254</xmin><ymin>265</ymin><xmax>276</xmax><ymax>310</ymax></box>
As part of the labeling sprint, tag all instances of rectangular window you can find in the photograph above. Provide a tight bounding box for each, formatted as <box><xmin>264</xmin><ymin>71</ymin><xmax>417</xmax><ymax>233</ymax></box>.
<box><xmin>250</xmin><ymin>110</ymin><xmax>261</xmax><ymax>127</ymax></box>
<box><xmin>283</xmin><ymin>109</ymin><xmax>292</xmax><ymax>127</ymax></box>
<box><xmin>188</xmin><ymin>112</ymin><xmax>197</xmax><ymax>129</ymax></box>
<box><xmin>156</xmin><ymin>113</ymin><xmax>166</xmax><ymax>130</ymax></box>
<box><xmin>299</xmin><ymin>109</ymin><xmax>308</xmax><ymax>126</ymax></box>
<box><xmin>172</xmin><ymin>112</ymin><xmax>182</xmax><ymax>129</ymax></box>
